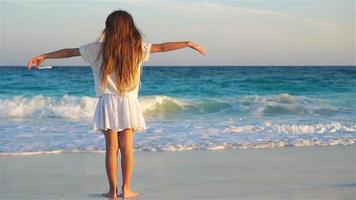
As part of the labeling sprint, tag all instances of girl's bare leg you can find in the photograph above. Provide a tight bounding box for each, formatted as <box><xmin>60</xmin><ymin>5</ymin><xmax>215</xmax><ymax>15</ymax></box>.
<box><xmin>118</xmin><ymin>128</ymin><xmax>139</xmax><ymax>198</ymax></box>
<box><xmin>102</xmin><ymin>129</ymin><xmax>119</xmax><ymax>199</ymax></box>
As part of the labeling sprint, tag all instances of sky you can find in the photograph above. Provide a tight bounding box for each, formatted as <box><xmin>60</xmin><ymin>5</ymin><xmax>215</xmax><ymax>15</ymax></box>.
<box><xmin>1</xmin><ymin>0</ymin><xmax>355</xmax><ymax>66</ymax></box>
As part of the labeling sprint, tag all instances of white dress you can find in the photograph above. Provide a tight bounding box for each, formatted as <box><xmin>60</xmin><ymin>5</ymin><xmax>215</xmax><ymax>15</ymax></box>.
<box><xmin>79</xmin><ymin>41</ymin><xmax>152</xmax><ymax>134</ymax></box>
<box><xmin>92</xmin><ymin>87</ymin><xmax>146</xmax><ymax>133</ymax></box>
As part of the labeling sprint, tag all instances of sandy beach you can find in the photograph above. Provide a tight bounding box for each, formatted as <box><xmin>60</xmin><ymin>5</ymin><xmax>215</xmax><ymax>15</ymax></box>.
<box><xmin>1</xmin><ymin>145</ymin><xmax>355</xmax><ymax>200</ymax></box>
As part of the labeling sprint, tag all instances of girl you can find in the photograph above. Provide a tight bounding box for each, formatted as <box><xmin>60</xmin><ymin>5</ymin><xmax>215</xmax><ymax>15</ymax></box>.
<box><xmin>27</xmin><ymin>10</ymin><xmax>207</xmax><ymax>199</ymax></box>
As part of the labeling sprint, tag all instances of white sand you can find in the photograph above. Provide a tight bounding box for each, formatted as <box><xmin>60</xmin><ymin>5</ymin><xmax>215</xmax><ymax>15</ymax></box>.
<box><xmin>1</xmin><ymin>145</ymin><xmax>355</xmax><ymax>200</ymax></box>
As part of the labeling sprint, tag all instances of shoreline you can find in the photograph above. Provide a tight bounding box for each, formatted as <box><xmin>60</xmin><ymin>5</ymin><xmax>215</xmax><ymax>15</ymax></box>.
<box><xmin>1</xmin><ymin>145</ymin><xmax>355</xmax><ymax>199</ymax></box>
<box><xmin>1</xmin><ymin>143</ymin><xmax>355</xmax><ymax>156</ymax></box>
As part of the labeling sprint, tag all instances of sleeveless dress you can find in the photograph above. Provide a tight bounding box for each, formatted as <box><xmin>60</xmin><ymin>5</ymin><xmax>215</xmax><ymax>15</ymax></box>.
<box><xmin>79</xmin><ymin>41</ymin><xmax>152</xmax><ymax>134</ymax></box>
<box><xmin>92</xmin><ymin>85</ymin><xmax>146</xmax><ymax>133</ymax></box>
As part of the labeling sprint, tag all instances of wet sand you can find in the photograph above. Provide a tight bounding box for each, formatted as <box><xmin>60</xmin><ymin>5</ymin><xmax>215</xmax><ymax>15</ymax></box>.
<box><xmin>1</xmin><ymin>145</ymin><xmax>355</xmax><ymax>199</ymax></box>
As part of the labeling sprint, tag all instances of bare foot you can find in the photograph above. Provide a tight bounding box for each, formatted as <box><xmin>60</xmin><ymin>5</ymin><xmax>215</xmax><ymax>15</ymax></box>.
<box><xmin>118</xmin><ymin>190</ymin><xmax>139</xmax><ymax>199</ymax></box>
<box><xmin>101</xmin><ymin>192</ymin><xmax>117</xmax><ymax>199</ymax></box>
<box><xmin>101</xmin><ymin>187</ymin><xmax>118</xmax><ymax>199</ymax></box>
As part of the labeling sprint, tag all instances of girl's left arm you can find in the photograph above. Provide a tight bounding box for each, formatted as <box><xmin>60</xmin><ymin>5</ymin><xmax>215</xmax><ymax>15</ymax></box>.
<box><xmin>27</xmin><ymin>48</ymin><xmax>80</xmax><ymax>70</ymax></box>
<box><xmin>151</xmin><ymin>41</ymin><xmax>207</xmax><ymax>56</ymax></box>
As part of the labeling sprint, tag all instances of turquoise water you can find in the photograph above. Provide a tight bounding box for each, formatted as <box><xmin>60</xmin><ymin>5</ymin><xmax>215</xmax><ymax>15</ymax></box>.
<box><xmin>1</xmin><ymin>66</ymin><xmax>355</xmax><ymax>154</ymax></box>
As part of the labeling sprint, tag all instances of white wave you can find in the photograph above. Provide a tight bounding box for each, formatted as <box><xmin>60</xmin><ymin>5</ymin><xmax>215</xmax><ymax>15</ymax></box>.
<box><xmin>224</xmin><ymin>124</ymin><xmax>265</xmax><ymax>133</ymax></box>
<box><xmin>0</xmin><ymin>95</ymin><xmax>192</xmax><ymax>119</ymax></box>
<box><xmin>224</xmin><ymin>121</ymin><xmax>356</xmax><ymax>134</ymax></box>
<box><xmin>268</xmin><ymin>122</ymin><xmax>356</xmax><ymax>134</ymax></box>
<box><xmin>2</xmin><ymin>139</ymin><xmax>355</xmax><ymax>156</ymax></box>
<box><xmin>0</xmin><ymin>95</ymin><xmax>97</xmax><ymax>120</ymax></box>
<box><xmin>139</xmin><ymin>95</ymin><xmax>191</xmax><ymax>117</ymax></box>
<box><xmin>243</xmin><ymin>93</ymin><xmax>301</xmax><ymax>105</ymax></box>
<box><xmin>0</xmin><ymin>149</ymin><xmax>105</xmax><ymax>156</ymax></box>
<box><xmin>0</xmin><ymin>93</ymin><xmax>351</xmax><ymax>119</ymax></box>
<box><xmin>241</xmin><ymin>93</ymin><xmax>341</xmax><ymax>116</ymax></box>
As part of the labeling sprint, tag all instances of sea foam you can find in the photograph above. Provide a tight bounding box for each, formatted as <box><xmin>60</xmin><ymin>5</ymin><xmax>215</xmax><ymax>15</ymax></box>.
<box><xmin>0</xmin><ymin>93</ymin><xmax>346</xmax><ymax>119</ymax></box>
<box><xmin>0</xmin><ymin>95</ymin><xmax>190</xmax><ymax>119</ymax></box>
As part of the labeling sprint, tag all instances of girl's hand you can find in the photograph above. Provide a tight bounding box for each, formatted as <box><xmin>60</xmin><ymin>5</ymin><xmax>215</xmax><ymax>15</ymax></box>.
<box><xmin>27</xmin><ymin>55</ymin><xmax>46</xmax><ymax>70</ymax></box>
<box><xmin>188</xmin><ymin>41</ymin><xmax>207</xmax><ymax>56</ymax></box>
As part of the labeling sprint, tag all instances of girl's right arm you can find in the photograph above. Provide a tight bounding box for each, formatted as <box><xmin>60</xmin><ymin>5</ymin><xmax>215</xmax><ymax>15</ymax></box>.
<box><xmin>151</xmin><ymin>41</ymin><xmax>207</xmax><ymax>56</ymax></box>
<box><xmin>27</xmin><ymin>48</ymin><xmax>80</xmax><ymax>70</ymax></box>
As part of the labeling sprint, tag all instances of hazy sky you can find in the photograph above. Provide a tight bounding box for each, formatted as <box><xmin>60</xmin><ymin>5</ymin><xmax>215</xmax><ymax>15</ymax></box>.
<box><xmin>1</xmin><ymin>0</ymin><xmax>355</xmax><ymax>66</ymax></box>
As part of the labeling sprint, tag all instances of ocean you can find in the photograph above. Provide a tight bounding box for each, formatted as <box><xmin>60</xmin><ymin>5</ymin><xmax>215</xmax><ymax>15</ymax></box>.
<box><xmin>1</xmin><ymin>66</ymin><xmax>355</xmax><ymax>155</ymax></box>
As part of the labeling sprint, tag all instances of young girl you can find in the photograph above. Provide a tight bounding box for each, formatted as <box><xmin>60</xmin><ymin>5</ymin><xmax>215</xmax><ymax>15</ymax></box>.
<box><xmin>27</xmin><ymin>10</ymin><xmax>206</xmax><ymax>199</ymax></box>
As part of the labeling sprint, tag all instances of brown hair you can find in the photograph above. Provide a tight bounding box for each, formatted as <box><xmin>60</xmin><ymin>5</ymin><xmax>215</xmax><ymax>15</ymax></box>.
<box><xmin>95</xmin><ymin>10</ymin><xmax>145</xmax><ymax>95</ymax></box>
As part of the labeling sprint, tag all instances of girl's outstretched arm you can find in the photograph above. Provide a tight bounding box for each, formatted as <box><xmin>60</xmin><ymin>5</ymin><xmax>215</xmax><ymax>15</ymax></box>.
<box><xmin>27</xmin><ymin>48</ymin><xmax>80</xmax><ymax>70</ymax></box>
<box><xmin>151</xmin><ymin>41</ymin><xmax>207</xmax><ymax>56</ymax></box>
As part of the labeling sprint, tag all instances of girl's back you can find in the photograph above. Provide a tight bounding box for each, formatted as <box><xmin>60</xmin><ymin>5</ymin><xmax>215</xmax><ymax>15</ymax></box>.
<box><xmin>79</xmin><ymin>41</ymin><xmax>152</xmax><ymax>134</ymax></box>
<box><xmin>79</xmin><ymin>41</ymin><xmax>152</xmax><ymax>98</ymax></box>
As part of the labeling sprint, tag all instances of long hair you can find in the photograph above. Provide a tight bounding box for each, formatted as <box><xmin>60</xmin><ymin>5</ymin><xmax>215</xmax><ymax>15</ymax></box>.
<box><xmin>95</xmin><ymin>10</ymin><xmax>145</xmax><ymax>95</ymax></box>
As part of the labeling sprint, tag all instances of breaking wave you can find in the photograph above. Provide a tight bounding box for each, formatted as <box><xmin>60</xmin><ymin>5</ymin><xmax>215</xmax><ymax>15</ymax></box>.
<box><xmin>0</xmin><ymin>94</ymin><xmax>352</xmax><ymax>119</ymax></box>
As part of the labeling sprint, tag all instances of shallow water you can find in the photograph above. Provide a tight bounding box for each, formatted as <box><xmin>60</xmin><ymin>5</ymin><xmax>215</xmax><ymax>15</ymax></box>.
<box><xmin>1</xmin><ymin>66</ymin><xmax>355</xmax><ymax>154</ymax></box>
